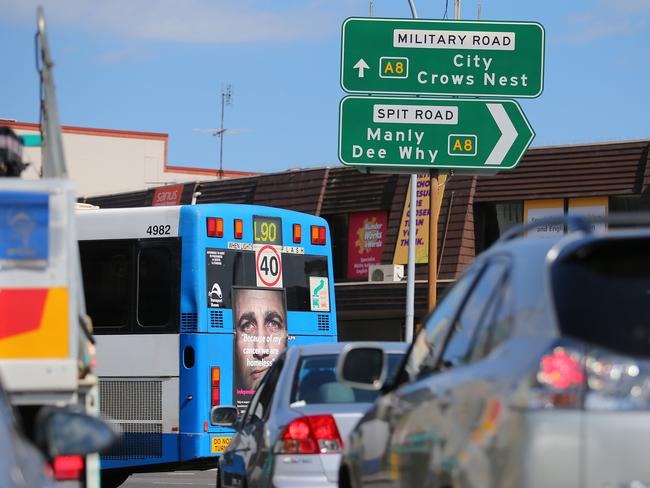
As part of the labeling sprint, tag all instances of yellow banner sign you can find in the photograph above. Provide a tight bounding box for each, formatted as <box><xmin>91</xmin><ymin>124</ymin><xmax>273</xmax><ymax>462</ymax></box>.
<box><xmin>393</xmin><ymin>173</ymin><xmax>446</xmax><ymax>264</ymax></box>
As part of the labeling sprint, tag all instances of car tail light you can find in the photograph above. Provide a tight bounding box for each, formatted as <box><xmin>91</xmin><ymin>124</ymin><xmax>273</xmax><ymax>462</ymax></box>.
<box><xmin>52</xmin><ymin>455</ymin><xmax>84</xmax><ymax>481</ymax></box>
<box><xmin>583</xmin><ymin>350</ymin><xmax>650</xmax><ymax>411</ymax></box>
<box><xmin>207</xmin><ymin>217</ymin><xmax>224</xmax><ymax>238</ymax></box>
<box><xmin>514</xmin><ymin>344</ymin><xmax>586</xmax><ymax>410</ymax></box>
<box><xmin>293</xmin><ymin>224</ymin><xmax>301</xmax><ymax>244</ymax></box>
<box><xmin>211</xmin><ymin>367</ymin><xmax>221</xmax><ymax>407</ymax></box>
<box><xmin>311</xmin><ymin>225</ymin><xmax>326</xmax><ymax>245</ymax></box>
<box><xmin>275</xmin><ymin>414</ymin><xmax>343</xmax><ymax>454</ymax></box>
<box><xmin>234</xmin><ymin>219</ymin><xmax>243</xmax><ymax>239</ymax></box>
<box><xmin>520</xmin><ymin>343</ymin><xmax>650</xmax><ymax>411</ymax></box>
<box><xmin>537</xmin><ymin>347</ymin><xmax>585</xmax><ymax>389</ymax></box>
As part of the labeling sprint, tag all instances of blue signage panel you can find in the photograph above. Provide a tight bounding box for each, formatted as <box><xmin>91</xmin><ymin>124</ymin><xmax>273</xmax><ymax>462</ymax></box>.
<box><xmin>0</xmin><ymin>191</ymin><xmax>49</xmax><ymax>264</ymax></box>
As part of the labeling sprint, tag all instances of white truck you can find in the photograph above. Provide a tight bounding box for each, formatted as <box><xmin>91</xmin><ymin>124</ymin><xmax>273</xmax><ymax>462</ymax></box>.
<box><xmin>0</xmin><ymin>8</ymin><xmax>115</xmax><ymax>488</ymax></box>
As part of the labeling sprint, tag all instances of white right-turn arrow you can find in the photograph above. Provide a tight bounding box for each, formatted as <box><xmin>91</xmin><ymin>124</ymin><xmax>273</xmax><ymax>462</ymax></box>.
<box><xmin>485</xmin><ymin>103</ymin><xmax>517</xmax><ymax>165</ymax></box>
<box><xmin>353</xmin><ymin>58</ymin><xmax>370</xmax><ymax>78</ymax></box>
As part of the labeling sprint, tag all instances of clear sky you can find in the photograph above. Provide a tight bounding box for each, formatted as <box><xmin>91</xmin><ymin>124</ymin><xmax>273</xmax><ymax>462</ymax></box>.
<box><xmin>1</xmin><ymin>0</ymin><xmax>649</xmax><ymax>174</ymax></box>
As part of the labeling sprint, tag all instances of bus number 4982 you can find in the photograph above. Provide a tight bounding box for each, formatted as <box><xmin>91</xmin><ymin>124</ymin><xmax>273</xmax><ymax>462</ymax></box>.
<box><xmin>146</xmin><ymin>225</ymin><xmax>171</xmax><ymax>236</ymax></box>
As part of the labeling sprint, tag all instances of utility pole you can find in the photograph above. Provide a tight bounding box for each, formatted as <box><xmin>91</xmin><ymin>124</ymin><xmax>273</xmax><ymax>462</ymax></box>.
<box><xmin>426</xmin><ymin>0</ymin><xmax>460</xmax><ymax>316</ymax></box>
<box><xmin>404</xmin><ymin>0</ymin><xmax>418</xmax><ymax>344</ymax></box>
<box><xmin>218</xmin><ymin>84</ymin><xmax>232</xmax><ymax>179</ymax></box>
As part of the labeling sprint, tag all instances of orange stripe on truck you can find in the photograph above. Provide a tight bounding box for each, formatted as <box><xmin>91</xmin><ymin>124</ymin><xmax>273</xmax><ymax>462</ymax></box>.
<box><xmin>0</xmin><ymin>288</ymin><xmax>69</xmax><ymax>358</ymax></box>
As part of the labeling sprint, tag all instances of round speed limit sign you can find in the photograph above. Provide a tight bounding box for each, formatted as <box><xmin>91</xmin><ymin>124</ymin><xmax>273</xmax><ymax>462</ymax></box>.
<box><xmin>255</xmin><ymin>245</ymin><xmax>283</xmax><ymax>288</ymax></box>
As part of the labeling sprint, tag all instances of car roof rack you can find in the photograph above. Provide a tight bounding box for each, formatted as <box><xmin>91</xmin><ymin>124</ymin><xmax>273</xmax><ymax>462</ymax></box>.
<box><xmin>496</xmin><ymin>212</ymin><xmax>650</xmax><ymax>244</ymax></box>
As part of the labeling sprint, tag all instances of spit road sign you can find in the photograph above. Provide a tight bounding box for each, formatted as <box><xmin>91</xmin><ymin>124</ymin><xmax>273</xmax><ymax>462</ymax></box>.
<box><xmin>341</xmin><ymin>17</ymin><xmax>544</xmax><ymax>98</ymax></box>
<box><xmin>338</xmin><ymin>96</ymin><xmax>535</xmax><ymax>170</ymax></box>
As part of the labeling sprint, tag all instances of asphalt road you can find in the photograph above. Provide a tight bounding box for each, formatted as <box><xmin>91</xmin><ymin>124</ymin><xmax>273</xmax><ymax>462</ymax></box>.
<box><xmin>122</xmin><ymin>470</ymin><xmax>216</xmax><ymax>487</ymax></box>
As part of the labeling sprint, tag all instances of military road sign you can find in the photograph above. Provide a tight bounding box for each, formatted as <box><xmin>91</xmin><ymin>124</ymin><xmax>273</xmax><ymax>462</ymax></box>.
<box><xmin>341</xmin><ymin>17</ymin><xmax>544</xmax><ymax>98</ymax></box>
<box><xmin>338</xmin><ymin>96</ymin><xmax>535</xmax><ymax>170</ymax></box>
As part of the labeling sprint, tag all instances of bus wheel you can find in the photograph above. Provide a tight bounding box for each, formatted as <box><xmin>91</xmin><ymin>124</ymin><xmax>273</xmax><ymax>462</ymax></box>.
<box><xmin>101</xmin><ymin>471</ymin><xmax>130</xmax><ymax>488</ymax></box>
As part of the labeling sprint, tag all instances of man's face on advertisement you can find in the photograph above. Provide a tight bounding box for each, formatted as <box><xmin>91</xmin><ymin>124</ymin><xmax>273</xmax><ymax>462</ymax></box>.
<box><xmin>234</xmin><ymin>289</ymin><xmax>287</xmax><ymax>390</ymax></box>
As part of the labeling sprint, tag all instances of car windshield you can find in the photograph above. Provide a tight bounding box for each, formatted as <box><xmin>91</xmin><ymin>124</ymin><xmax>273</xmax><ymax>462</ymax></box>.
<box><xmin>291</xmin><ymin>353</ymin><xmax>403</xmax><ymax>405</ymax></box>
<box><xmin>552</xmin><ymin>237</ymin><xmax>650</xmax><ymax>357</ymax></box>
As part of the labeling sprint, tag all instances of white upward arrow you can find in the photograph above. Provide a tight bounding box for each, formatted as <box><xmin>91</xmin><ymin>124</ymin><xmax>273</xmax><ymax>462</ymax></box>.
<box><xmin>353</xmin><ymin>59</ymin><xmax>370</xmax><ymax>78</ymax></box>
<box><xmin>485</xmin><ymin>103</ymin><xmax>517</xmax><ymax>165</ymax></box>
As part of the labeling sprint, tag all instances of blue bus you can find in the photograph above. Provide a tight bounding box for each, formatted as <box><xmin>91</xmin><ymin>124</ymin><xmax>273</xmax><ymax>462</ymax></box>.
<box><xmin>76</xmin><ymin>204</ymin><xmax>337</xmax><ymax>486</ymax></box>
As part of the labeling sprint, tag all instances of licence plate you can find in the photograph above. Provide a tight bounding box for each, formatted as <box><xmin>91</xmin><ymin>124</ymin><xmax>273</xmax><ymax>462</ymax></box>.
<box><xmin>211</xmin><ymin>436</ymin><xmax>231</xmax><ymax>454</ymax></box>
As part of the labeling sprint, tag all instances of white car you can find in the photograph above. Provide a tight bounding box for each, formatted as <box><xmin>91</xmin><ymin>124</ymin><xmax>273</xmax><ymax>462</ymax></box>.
<box><xmin>215</xmin><ymin>341</ymin><xmax>407</xmax><ymax>487</ymax></box>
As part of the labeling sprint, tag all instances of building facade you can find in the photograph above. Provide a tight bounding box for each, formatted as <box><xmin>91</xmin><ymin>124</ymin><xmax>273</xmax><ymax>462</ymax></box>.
<box><xmin>2</xmin><ymin>121</ymin><xmax>256</xmax><ymax>198</ymax></box>
<box><xmin>83</xmin><ymin>139</ymin><xmax>650</xmax><ymax>341</ymax></box>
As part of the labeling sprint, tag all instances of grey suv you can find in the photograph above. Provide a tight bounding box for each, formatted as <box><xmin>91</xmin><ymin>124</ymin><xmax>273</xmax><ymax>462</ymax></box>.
<box><xmin>338</xmin><ymin>215</ymin><xmax>650</xmax><ymax>488</ymax></box>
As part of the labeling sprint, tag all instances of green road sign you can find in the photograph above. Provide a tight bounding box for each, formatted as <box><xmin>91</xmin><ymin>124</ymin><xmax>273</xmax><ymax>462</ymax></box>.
<box><xmin>338</xmin><ymin>96</ymin><xmax>535</xmax><ymax>170</ymax></box>
<box><xmin>341</xmin><ymin>17</ymin><xmax>544</xmax><ymax>98</ymax></box>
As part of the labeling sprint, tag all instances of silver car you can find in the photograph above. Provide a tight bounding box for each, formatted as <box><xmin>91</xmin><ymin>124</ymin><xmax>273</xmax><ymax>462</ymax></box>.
<box><xmin>338</xmin><ymin>215</ymin><xmax>650</xmax><ymax>488</ymax></box>
<box><xmin>215</xmin><ymin>341</ymin><xmax>407</xmax><ymax>488</ymax></box>
<box><xmin>0</xmin><ymin>380</ymin><xmax>56</xmax><ymax>488</ymax></box>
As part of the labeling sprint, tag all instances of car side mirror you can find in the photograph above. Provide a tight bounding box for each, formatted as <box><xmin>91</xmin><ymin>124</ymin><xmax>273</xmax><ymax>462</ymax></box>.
<box><xmin>210</xmin><ymin>406</ymin><xmax>239</xmax><ymax>428</ymax></box>
<box><xmin>336</xmin><ymin>344</ymin><xmax>386</xmax><ymax>391</ymax></box>
<box><xmin>34</xmin><ymin>407</ymin><xmax>119</xmax><ymax>459</ymax></box>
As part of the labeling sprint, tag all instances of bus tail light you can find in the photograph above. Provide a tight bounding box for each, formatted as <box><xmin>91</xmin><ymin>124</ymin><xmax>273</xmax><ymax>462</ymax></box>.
<box><xmin>211</xmin><ymin>367</ymin><xmax>221</xmax><ymax>406</ymax></box>
<box><xmin>207</xmin><ymin>217</ymin><xmax>224</xmax><ymax>238</ymax></box>
<box><xmin>52</xmin><ymin>455</ymin><xmax>84</xmax><ymax>481</ymax></box>
<box><xmin>293</xmin><ymin>224</ymin><xmax>301</xmax><ymax>244</ymax></box>
<box><xmin>234</xmin><ymin>219</ymin><xmax>243</xmax><ymax>239</ymax></box>
<box><xmin>311</xmin><ymin>225</ymin><xmax>326</xmax><ymax>245</ymax></box>
<box><xmin>274</xmin><ymin>414</ymin><xmax>343</xmax><ymax>454</ymax></box>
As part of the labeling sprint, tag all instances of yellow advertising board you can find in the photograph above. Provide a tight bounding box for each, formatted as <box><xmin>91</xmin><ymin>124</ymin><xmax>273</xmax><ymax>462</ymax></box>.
<box><xmin>523</xmin><ymin>199</ymin><xmax>564</xmax><ymax>238</ymax></box>
<box><xmin>393</xmin><ymin>173</ymin><xmax>446</xmax><ymax>264</ymax></box>
<box><xmin>524</xmin><ymin>197</ymin><xmax>609</xmax><ymax>237</ymax></box>
<box><xmin>568</xmin><ymin>197</ymin><xmax>608</xmax><ymax>232</ymax></box>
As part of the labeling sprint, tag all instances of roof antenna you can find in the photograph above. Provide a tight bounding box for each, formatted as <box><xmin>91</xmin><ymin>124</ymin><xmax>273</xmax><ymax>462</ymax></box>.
<box><xmin>217</xmin><ymin>84</ymin><xmax>233</xmax><ymax>179</ymax></box>
<box><xmin>194</xmin><ymin>84</ymin><xmax>250</xmax><ymax>179</ymax></box>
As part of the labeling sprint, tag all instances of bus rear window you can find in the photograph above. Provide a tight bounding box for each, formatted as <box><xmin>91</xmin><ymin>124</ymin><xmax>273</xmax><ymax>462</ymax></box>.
<box><xmin>283</xmin><ymin>255</ymin><xmax>329</xmax><ymax>311</ymax></box>
<box><xmin>206</xmin><ymin>250</ymin><xmax>328</xmax><ymax>312</ymax></box>
<box><xmin>551</xmin><ymin>238</ymin><xmax>650</xmax><ymax>357</ymax></box>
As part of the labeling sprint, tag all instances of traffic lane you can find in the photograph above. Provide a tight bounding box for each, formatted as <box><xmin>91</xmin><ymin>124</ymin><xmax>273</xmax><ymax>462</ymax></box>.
<box><xmin>122</xmin><ymin>470</ymin><xmax>216</xmax><ymax>487</ymax></box>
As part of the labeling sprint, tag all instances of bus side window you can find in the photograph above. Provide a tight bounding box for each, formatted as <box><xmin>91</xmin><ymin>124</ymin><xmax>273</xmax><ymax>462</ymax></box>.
<box><xmin>136</xmin><ymin>240</ymin><xmax>181</xmax><ymax>332</ymax></box>
<box><xmin>79</xmin><ymin>240</ymin><xmax>133</xmax><ymax>332</ymax></box>
<box><xmin>80</xmin><ymin>238</ymin><xmax>180</xmax><ymax>334</ymax></box>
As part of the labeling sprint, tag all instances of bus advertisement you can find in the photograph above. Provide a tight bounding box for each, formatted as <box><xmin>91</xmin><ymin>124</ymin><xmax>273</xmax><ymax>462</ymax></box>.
<box><xmin>76</xmin><ymin>203</ymin><xmax>337</xmax><ymax>485</ymax></box>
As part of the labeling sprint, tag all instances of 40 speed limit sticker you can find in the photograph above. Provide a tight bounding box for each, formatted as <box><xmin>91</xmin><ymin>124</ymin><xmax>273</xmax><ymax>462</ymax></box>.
<box><xmin>255</xmin><ymin>244</ymin><xmax>283</xmax><ymax>288</ymax></box>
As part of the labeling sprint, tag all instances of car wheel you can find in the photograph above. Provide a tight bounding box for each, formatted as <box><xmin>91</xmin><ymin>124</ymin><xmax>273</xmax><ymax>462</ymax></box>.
<box><xmin>339</xmin><ymin>465</ymin><xmax>352</xmax><ymax>488</ymax></box>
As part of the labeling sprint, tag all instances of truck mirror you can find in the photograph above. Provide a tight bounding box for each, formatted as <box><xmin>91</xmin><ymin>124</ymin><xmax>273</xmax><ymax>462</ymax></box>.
<box><xmin>35</xmin><ymin>407</ymin><xmax>119</xmax><ymax>458</ymax></box>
